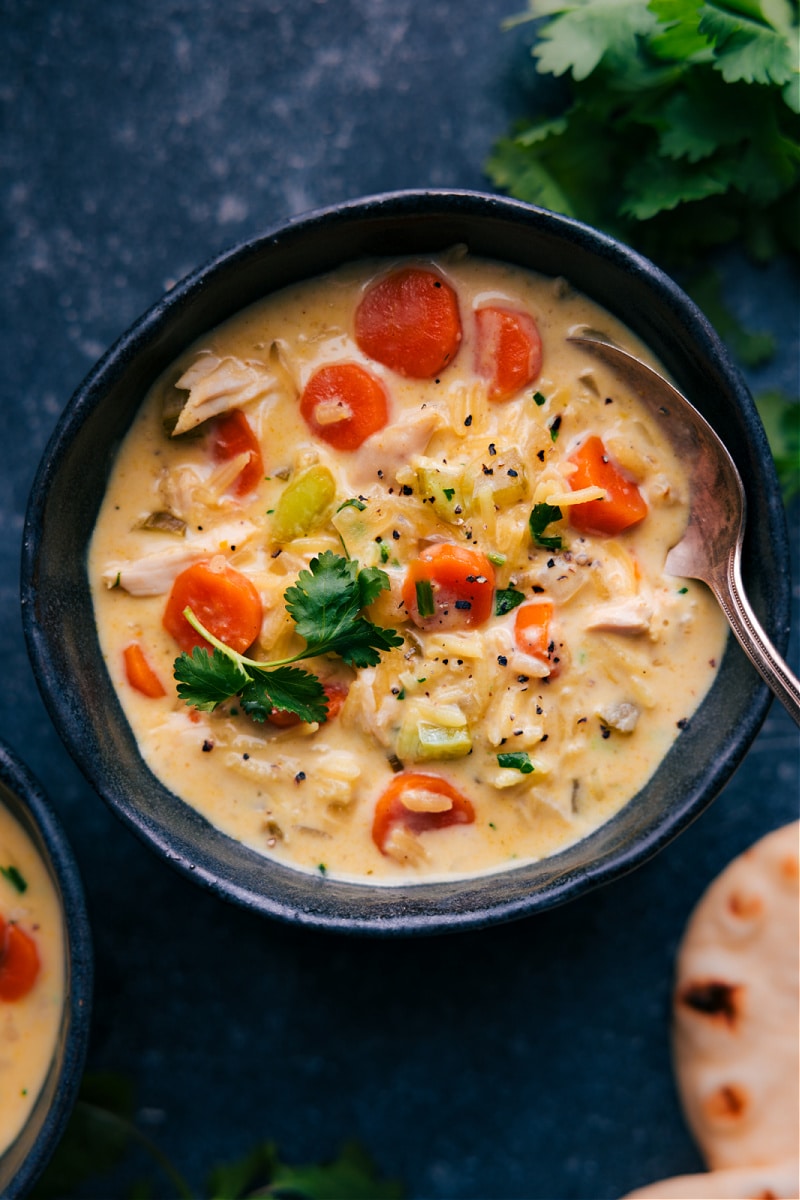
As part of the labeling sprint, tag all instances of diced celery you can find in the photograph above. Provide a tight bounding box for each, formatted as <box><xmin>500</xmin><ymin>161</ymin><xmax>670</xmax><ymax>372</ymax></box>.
<box><xmin>476</xmin><ymin>449</ymin><xmax>528</xmax><ymax>509</ymax></box>
<box><xmin>414</xmin><ymin>459</ymin><xmax>469</xmax><ymax>524</ymax></box>
<box><xmin>331</xmin><ymin>499</ymin><xmax>381</xmax><ymax>565</ymax></box>
<box><xmin>396</xmin><ymin>700</ymin><xmax>472</xmax><ymax>761</ymax></box>
<box><xmin>271</xmin><ymin>464</ymin><xmax>336</xmax><ymax>542</ymax></box>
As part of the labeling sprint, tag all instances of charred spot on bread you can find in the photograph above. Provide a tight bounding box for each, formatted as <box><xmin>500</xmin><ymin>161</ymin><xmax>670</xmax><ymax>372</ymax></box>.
<box><xmin>679</xmin><ymin>979</ymin><xmax>743</xmax><ymax>1027</ymax></box>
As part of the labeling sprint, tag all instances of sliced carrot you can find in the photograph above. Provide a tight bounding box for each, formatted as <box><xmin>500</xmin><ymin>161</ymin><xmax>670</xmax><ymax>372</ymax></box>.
<box><xmin>402</xmin><ymin>543</ymin><xmax>496</xmax><ymax>629</ymax></box>
<box><xmin>123</xmin><ymin>642</ymin><xmax>167</xmax><ymax>699</ymax></box>
<box><xmin>512</xmin><ymin>599</ymin><xmax>562</xmax><ymax>677</ymax></box>
<box><xmin>210</xmin><ymin>409</ymin><xmax>264</xmax><ymax>496</ymax></box>
<box><xmin>320</xmin><ymin>680</ymin><xmax>349</xmax><ymax>720</ymax></box>
<box><xmin>568</xmin><ymin>436</ymin><xmax>648</xmax><ymax>536</ymax></box>
<box><xmin>354</xmin><ymin>266</ymin><xmax>462</xmax><ymax>379</ymax></box>
<box><xmin>513</xmin><ymin>599</ymin><xmax>554</xmax><ymax>659</ymax></box>
<box><xmin>0</xmin><ymin>916</ymin><xmax>40</xmax><ymax>1001</ymax></box>
<box><xmin>163</xmin><ymin>560</ymin><xmax>263</xmax><ymax>654</ymax></box>
<box><xmin>474</xmin><ymin>306</ymin><xmax>543</xmax><ymax>401</ymax></box>
<box><xmin>299</xmin><ymin>363</ymin><xmax>388</xmax><ymax>451</ymax></box>
<box><xmin>372</xmin><ymin>771</ymin><xmax>475</xmax><ymax>856</ymax></box>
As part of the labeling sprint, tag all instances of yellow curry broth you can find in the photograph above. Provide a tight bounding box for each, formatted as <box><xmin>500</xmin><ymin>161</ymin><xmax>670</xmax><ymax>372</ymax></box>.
<box><xmin>88</xmin><ymin>252</ymin><xmax>728</xmax><ymax>882</ymax></box>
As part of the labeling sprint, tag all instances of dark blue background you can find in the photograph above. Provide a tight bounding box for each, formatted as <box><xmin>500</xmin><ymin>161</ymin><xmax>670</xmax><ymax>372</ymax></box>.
<box><xmin>2</xmin><ymin>3</ymin><xmax>798</xmax><ymax>1197</ymax></box>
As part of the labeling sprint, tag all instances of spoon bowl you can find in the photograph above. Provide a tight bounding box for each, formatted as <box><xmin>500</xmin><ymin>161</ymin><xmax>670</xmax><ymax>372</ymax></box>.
<box><xmin>570</xmin><ymin>329</ymin><xmax>800</xmax><ymax>725</ymax></box>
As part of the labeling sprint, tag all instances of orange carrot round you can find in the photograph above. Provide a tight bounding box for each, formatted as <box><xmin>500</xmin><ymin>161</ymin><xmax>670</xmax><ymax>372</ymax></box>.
<box><xmin>402</xmin><ymin>543</ymin><xmax>496</xmax><ymax>629</ymax></box>
<box><xmin>300</xmin><ymin>363</ymin><xmax>388</xmax><ymax>451</ymax></box>
<box><xmin>0</xmin><ymin>916</ymin><xmax>40</xmax><ymax>1002</ymax></box>
<box><xmin>163</xmin><ymin>560</ymin><xmax>263</xmax><ymax>654</ymax></box>
<box><xmin>372</xmin><ymin>772</ymin><xmax>475</xmax><ymax>855</ymax></box>
<box><xmin>568</xmin><ymin>436</ymin><xmax>648</xmax><ymax>536</ymax></box>
<box><xmin>514</xmin><ymin>599</ymin><xmax>554</xmax><ymax>660</ymax></box>
<box><xmin>355</xmin><ymin>266</ymin><xmax>462</xmax><ymax>379</ymax></box>
<box><xmin>123</xmin><ymin>642</ymin><xmax>167</xmax><ymax>698</ymax></box>
<box><xmin>210</xmin><ymin>409</ymin><xmax>264</xmax><ymax>496</ymax></box>
<box><xmin>474</xmin><ymin>305</ymin><xmax>543</xmax><ymax>401</ymax></box>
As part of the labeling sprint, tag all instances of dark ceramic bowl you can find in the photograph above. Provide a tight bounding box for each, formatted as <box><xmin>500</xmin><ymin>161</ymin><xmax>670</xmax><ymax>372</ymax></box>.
<box><xmin>0</xmin><ymin>741</ymin><xmax>92</xmax><ymax>1196</ymax></box>
<box><xmin>20</xmin><ymin>190</ymin><xmax>790</xmax><ymax>934</ymax></box>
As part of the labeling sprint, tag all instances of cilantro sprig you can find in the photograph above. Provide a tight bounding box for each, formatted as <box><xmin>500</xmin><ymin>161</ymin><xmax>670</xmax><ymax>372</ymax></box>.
<box><xmin>173</xmin><ymin>551</ymin><xmax>403</xmax><ymax>724</ymax></box>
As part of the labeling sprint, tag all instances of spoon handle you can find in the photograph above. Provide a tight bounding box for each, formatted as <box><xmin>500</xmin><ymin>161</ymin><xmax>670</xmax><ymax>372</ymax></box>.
<box><xmin>709</xmin><ymin>548</ymin><xmax>800</xmax><ymax>726</ymax></box>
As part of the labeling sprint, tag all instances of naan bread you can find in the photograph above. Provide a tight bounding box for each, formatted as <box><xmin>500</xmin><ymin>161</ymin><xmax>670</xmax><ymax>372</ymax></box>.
<box><xmin>621</xmin><ymin>1158</ymin><xmax>800</xmax><ymax>1198</ymax></box>
<box><xmin>672</xmin><ymin>822</ymin><xmax>799</xmax><ymax>1171</ymax></box>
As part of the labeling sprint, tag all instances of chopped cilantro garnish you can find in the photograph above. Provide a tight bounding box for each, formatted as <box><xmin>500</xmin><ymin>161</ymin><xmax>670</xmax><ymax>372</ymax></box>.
<box><xmin>497</xmin><ymin>751</ymin><xmax>535</xmax><ymax>774</ymax></box>
<box><xmin>529</xmin><ymin>503</ymin><xmax>563</xmax><ymax>551</ymax></box>
<box><xmin>337</xmin><ymin>497</ymin><xmax>367</xmax><ymax>512</ymax></box>
<box><xmin>495</xmin><ymin>587</ymin><xmax>526</xmax><ymax>616</ymax></box>
<box><xmin>173</xmin><ymin>551</ymin><xmax>403</xmax><ymax>724</ymax></box>
<box><xmin>442</xmin><ymin>487</ymin><xmax>456</xmax><ymax>501</ymax></box>
<box><xmin>532</xmin><ymin>390</ymin><xmax>547</xmax><ymax>406</ymax></box>
<box><xmin>415</xmin><ymin>578</ymin><xmax>436</xmax><ymax>617</ymax></box>
<box><xmin>1</xmin><ymin>864</ymin><xmax>27</xmax><ymax>894</ymax></box>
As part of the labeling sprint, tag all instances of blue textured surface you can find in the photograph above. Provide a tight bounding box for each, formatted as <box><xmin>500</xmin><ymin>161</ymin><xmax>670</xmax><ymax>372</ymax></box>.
<box><xmin>2</xmin><ymin>3</ymin><xmax>798</xmax><ymax>1198</ymax></box>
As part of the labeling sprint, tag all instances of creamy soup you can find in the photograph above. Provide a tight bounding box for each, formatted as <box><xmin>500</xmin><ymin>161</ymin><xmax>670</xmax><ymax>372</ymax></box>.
<box><xmin>0</xmin><ymin>801</ymin><xmax>65</xmax><ymax>1155</ymax></box>
<box><xmin>89</xmin><ymin>251</ymin><xmax>728</xmax><ymax>883</ymax></box>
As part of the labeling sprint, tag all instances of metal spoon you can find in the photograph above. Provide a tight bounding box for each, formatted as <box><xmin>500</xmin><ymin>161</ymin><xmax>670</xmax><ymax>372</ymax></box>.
<box><xmin>568</xmin><ymin>328</ymin><xmax>800</xmax><ymax>726</ymax></box>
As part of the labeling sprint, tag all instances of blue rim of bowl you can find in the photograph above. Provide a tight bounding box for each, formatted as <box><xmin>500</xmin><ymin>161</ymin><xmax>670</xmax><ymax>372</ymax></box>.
<box><xmin>19</xmin><ymin>189</ymin><xmax>790</xmax><ymax>934</ymax></box>
<box><xmin>0</xmin><ymin>740</ymin><xmax>93</xmax><ymax>1195</ymax></box>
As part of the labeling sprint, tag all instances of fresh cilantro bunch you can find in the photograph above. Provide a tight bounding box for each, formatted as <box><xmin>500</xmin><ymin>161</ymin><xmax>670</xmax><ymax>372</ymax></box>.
<box><xmin>487</xmin><ymin>0</ymin><xmax>800</xmax><ymax>263</ymax></box>
<box><xmin>173</xmin><ymin>551</ymin><xmax>403</xmax><ymax>724</ymax></box>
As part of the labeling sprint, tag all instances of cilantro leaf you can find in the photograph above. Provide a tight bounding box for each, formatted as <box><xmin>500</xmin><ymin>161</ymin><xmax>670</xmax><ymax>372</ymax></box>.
<box><xmin>1</xmin><ymin>864</ymin><xmax>27</xmax><ymax>893</ymax></box>
<box><xmin>699</xmin><ymin>4</ymin><xmax>798</xmax><ymax>88</ymax></box>
<box><xmin>240</xmin><ymin>666</ymin><xmax>327</xmax><ymax>724</ymax></box>
<box><xmin>529</xmin><ymin>503</ymin><xmax>564</xmax><ymax>550</ymax></box>
<box><xmin>497</xmin><ymin>751</ymin><xmax>536</xmax><ymax>773</ymax></box>
<box><xmin>285</xmin><ymin>551</ymin><xmax>402</xmax><ymax>665</ymax></box>
<box><xmin>260</xmin><ymin>1140</ymin><xmax>404</xmax><ymax>1199</ymax></box>
<box><xmin>532</xmin><ymin>0</ymin><xmax>660</xmax><ymax>80</ymax></box>
<box><xmin>495</xmin><ymin>587</ymin><xmax>527</xmax><ymax>615</ymax></box>
<box><xmin>357</xmin><ymin>564</ymin><xmax>393</xmax><ymax>609</ymax></box>
<box><xmin>207</xmin><ymin>1141</ymin><xmax>277</xmax><ymax>1200</ymax></box>
<box><xmin>284</xmin><ymin>552</ymin><xmax>362</xmax><ymax>648</ymax></box>
<box><xmin>174</xmin><ymin>647</ymin><xmax>250</xmax><ymax>712</ymax></box>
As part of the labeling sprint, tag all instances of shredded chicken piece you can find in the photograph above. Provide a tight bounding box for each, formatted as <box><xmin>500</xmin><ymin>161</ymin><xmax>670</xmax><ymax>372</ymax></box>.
<box><xmin>520</xmin><ymin>554</ymin><xmax>592</xmax><ymax>604</ymax></box>
<box><xmin>170</xmin><ymin>352</ymin><xmax>284</xmax><ymax>435</ymax></box>
<box><xmin>102</xmin><ymin>520</ymin><xmax>258</xmax><ymax>594</ymax></box>
<box><xmin>599</xmin><ymin>701</ymin><xmax>640</xmax><ymax>733</ymax></box>
<box><xmin>348</xmin><ymin>409</ymin><xmax>442</xmax><ymax>488</ymax></box>
<box><xmin>585</xmin><ymin>597</ymin><xmax>653</xmax><ymax>635</ymax></box>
